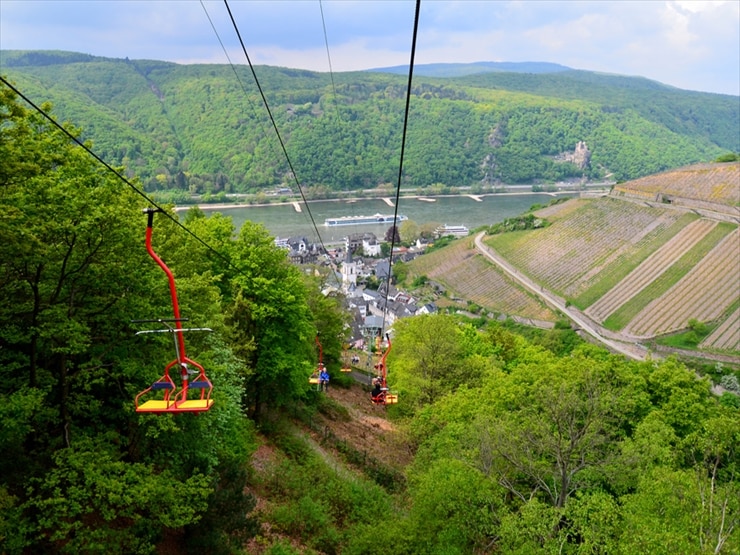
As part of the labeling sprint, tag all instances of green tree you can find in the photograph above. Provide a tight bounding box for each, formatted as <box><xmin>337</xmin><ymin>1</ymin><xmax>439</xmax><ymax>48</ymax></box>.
<box><xmin>391</xmin><ymin>314</ymin><xmax>467</xmax><ymax>409</ymax></box>
<box><xmin>228</xmin><ymin>221</ymin><xmax>314</xmax><ymax>418</ymax></box>
<box><xmin>399</xmin><ymin>219</ymin><xmax>420</xmax><ymax>244</ymax></box>
<box><xmin>26</xmin><ymin>444</ymin><xmax>211</xmax><ymax>554</ymax></box>
<box><xmin>403</xmin><ymin>458</ymin><xmax>501</xmax><ymax>554</ymax></box>
<box><xmin>0</xmin><ymin>97</ymin><xmax>153</xmax><ymax>449</ymax></box>
<box><xmin>474</xmin><ymin>348</ymin><xmax>645</xmax><ymax>509</ymax></box>
<box><xmin>0</xmin><ymin>83</ymin><xmax>258</xmax><ymax>553</ymax></box>
<box><xmin>304</xmin><ymin>276</ymin><xmax>350</xmax><ymax>368</ymax></box>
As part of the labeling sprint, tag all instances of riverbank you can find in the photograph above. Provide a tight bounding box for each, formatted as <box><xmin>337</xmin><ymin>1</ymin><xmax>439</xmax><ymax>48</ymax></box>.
<box><xmin>174</xmin><ymin>185</ymin><xmax>612</xmax><ymax>212</ymax></box>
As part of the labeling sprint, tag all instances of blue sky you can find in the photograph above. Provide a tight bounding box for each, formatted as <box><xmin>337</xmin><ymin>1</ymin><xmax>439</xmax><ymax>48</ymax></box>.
<box><xmin>1</xmin><ymin>0</ymin><xmax>738</xmax><ymax>95</ymax></box>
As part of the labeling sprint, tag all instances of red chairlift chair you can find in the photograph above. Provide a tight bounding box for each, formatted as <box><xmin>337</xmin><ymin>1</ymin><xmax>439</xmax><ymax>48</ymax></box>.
<box><xmin>371</xmin><ymin>333</ymin><xmax>398</xmax><ymax>406</ymax></box>
<box><xmin>134</xmin><ymin>208</ymin><xmax>214</xmax><ymax>413</ymax></box>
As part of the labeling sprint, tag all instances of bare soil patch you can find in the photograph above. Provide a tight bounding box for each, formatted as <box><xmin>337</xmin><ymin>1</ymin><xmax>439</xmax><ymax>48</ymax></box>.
<box><xmin>313</xmin><ymin>382</ymin><xmax>414</xmax><ymax>470</ymax></box>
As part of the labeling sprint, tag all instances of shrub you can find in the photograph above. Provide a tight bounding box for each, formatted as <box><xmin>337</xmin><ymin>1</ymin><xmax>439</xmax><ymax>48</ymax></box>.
<box><xmin>720</xmin><ymin>374</ymin><xmax>740</xmax><ymax>393</ymax></box>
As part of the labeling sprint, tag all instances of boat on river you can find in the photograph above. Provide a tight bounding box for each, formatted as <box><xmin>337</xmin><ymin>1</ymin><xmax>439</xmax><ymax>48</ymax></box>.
<box><xmin>324</xmin><ymin>213</ymin><xmax>408</xmax><ymax>227</ymax></box>
<box><xmin>435</xmin><ymin>224</ymin><xmax>470</xmax><ymax>237</ymax></box>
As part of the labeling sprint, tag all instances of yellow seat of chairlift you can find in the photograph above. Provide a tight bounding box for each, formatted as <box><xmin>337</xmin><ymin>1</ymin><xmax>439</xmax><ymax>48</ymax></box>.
<box><xmin>175</xmin><ymin>399</ymin><xmax>214</xmax><ymax>411</ymax></box>
<box><xmin>385</xmin><ymin>393</ymin><xmax>398</xmax><ymax>404</ymax></box>
<box><xmin>136</xmin><ymin>398</ymin><xmax>213</xmax><ymax>413</ymax></box>
<box><xmin>136</xmin><ymin>399</ymin><xmax>175</xmax><ymax>413</ymax></box>
<box><xmin>340</xmin><ymin>367</ymin><xmax>352</xmax><ymax>373</ymax></box>
<box><xmin>308</xmin><ymin>376</ymin><xmax>320</xmax><ymax>384</ymax></box>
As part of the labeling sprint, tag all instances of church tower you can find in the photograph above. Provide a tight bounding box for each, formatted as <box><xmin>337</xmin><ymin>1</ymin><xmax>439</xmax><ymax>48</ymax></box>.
<box><xmin>341</xmin><ymin>248</ymin><xmax>357</xmax><ymax>291</ymax></box>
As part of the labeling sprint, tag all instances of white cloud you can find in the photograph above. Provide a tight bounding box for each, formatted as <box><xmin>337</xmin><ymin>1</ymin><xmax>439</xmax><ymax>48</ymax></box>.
<box><xmin>0</xmin><ymin>0</ymin><xmax>737</xmax><ymax>95</ymax></box>
<box><xmin>674</xmin><ymin>0</ymin><xmax>728</xmax><ymax>14</ymax></box>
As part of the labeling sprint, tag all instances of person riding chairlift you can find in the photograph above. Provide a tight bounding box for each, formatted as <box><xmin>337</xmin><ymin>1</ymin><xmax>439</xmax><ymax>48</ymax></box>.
<box><xmin>371</xmin><ymin>377</ymin><xmax>382</xmax><ymax>401</ymax></box>
<box><xmin>319</xmin><ymin>364</ymin><xmax>330</xmax><ymax>392</ymax></box>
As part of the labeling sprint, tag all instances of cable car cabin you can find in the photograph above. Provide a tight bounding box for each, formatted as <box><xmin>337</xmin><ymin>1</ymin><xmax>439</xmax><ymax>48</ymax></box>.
<box><xmin>134</xmin><ymin>209</ymin><xmax>214</xmax><ymax>414</ymax></box>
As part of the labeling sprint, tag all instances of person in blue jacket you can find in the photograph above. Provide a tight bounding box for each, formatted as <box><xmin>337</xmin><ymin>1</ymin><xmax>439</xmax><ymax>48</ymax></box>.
<box><xmin>319</xmin><ymin>365</ymin><xmax>330</xmax><ymax>392</ymax></box>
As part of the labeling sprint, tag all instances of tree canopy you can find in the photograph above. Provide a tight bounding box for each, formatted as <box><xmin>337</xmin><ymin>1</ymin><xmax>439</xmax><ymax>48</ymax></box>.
<box><xmin>2</xmin><ymin>51</ymin><xmax>736</xmax><ymax>195</ymax></box>
<box><xmin>1</xmin><ymin>77</ymin><xmax>737</xmax><ymax>554</ymax></box>
<box><xmin>0</xmin><ymin>81</ymin><xmax>347</xmax><ymax>553</ymax></box>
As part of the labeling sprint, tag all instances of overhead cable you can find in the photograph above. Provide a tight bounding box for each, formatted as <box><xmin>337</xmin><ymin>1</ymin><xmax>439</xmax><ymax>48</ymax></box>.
<box><xmin>199</xmin><ymin>0</ymin><xmax>278</xmax><ymax>160</ymax></box>
<box><xmin>221</xmin><ymin>0</ymin><xmax>342</xmax><ymax>288</ymax></box>
<box><xmin>380</xmin><ymin>0</ymin><xmax>422</xmax><ymax>338</ymax></box>
<box><xmin>319</xmin><ymin>0</ymin><xmax>342</xmax><ymax>122</ymax></box>
<box><xmin>0</xmin><ymin>76</ymin><xmax>249</xmax><ymax>280</ymax></box>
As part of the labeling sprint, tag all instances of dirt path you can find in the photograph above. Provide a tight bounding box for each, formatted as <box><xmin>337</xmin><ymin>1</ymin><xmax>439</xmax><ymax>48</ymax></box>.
<box><xmin>313</xmin><ymin>382</ymin><xmax>413</xmax><ymax>470</ymax></box>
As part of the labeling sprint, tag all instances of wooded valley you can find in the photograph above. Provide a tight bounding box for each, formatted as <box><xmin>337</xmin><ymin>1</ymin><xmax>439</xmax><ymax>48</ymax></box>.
<box><xmin>1</xmin><ymin>61</ymin><xmax>738</xmax><ymax>554</ymax></box>
<box><xmin>1</xmin><ymin>49</ymin><xmax>738</xmax><ymax>201</ymax></box>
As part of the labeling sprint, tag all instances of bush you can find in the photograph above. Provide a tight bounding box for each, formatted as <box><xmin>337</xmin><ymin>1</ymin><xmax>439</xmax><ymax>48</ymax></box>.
<box><xmin>271</xmin><ymin>495</ymin><xmax>332</xmax><ymax>540</ymax></box>
<box><xmin>687</xmin><ymin>319</ymin><xmax>709</xmax><ymax>336</ymax></box>
<box><xmin>720</xmin><ymin>374</ymin><xmax>740</xmax><ymax>393</ymax></box>
<box><xmin>412</xmin><ymin>275</ymin><xmax>429</xmax><ymax>288</ymax></box>
<box><xmin>719</xmin><ymin>392</ymin><xmax>740</xmax><ymax>408</ymax></box>
<box><xmin>714</xmin><ymin>152</ymin><xmax>739</xmax><ymax>162</ymax></box>
<box><xmin>265</xmin><ymin>539</ymin><xmax>303</xmax><ymax>555</ymax></box>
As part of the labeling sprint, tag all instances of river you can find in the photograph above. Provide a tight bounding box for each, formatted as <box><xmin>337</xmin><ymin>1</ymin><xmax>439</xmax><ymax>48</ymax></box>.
<box><xmin>191</xmin><ymin>192</ymin><xmax>577</xmax><ymax>242</ymax></box>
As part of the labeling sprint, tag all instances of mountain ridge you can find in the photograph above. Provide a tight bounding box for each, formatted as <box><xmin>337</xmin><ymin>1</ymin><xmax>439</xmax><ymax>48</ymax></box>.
<box><xmin>1</xmin><ymin>49</ymin><xmax>737</xmax><ymax>198</ymax></box>
<box><xmin>367</xmin><ymin>60</ymin><xmax>573</xmax><ymax>77</ymax></box>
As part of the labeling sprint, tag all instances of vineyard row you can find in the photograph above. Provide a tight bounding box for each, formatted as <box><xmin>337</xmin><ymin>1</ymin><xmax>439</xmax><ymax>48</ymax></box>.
<box><xmin>585</xmin><ymin>219</ymin><xmax>717</xmax><ymax>322</ymax></box>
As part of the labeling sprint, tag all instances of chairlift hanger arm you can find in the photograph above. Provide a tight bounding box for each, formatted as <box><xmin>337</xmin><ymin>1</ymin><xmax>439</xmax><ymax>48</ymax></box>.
<box><xmin>134</xmin><ymin>208</ymin><xmax>214</xmax><ymax>413</ymax></box>
<box><xmin>144</xmin><ymin>208</ymin><xmax>188</xmax><ymax>363</ymax></box>
<box><xmin>131</xmin><ymin>317</ymin><xmax>189</xmax><ymax>324</ymax></box>
<box><xmin>315</xmin><ymin>333</ymin><xmax>323</xmax><ymax>366</ymax></box>
<box><xmin>135</xmin><ymin>327</ymin><xmax>213</xmax><ymax>335</ymax></box>
<box><xmin>379</xmin><ymin>332</ymin><xmax>391</xmax><ymax>384</ymax></box>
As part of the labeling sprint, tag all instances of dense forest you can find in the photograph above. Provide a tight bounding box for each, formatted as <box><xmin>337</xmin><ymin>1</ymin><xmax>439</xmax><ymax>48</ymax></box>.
<box><xmin>1</xmin><ymin>49</ymin><xmax>737</xmax><ymax>200</ymax></box>
<box><xmin>1</xmin><ymin>79</ymin><xmax>739</xmax><ymax>554</ymax></box>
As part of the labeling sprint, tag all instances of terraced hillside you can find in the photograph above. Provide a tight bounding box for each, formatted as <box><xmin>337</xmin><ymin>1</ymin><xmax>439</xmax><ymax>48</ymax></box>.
<box><xmin>623</xmin><ymin>227</ymin><xmax>739</xmax><ymax>339</ymax></box>
<box><xmin>701</xmin><ymin>307</ymin><xmax>740</xmax><ymax>351</ymax></box>
<box><xmin>613</xmin><ymin>161</ymin><xmax>740</xmax><ymax>213</ymax></box>
<box><xmin>408</xmin><ymin>162</ymin><xmax>738</xmax><ymax>355</ymax></box>
<box><xmin>485</xmin><ymin>197</ymin><xmax>692</xmax><ymax>301</ymax></box>
<box><xmin>585</xmin><ymin>218</ymin><xmax>719</xmax><ymax>322</ymax></box>
<box><xmin>478</xmin><ymin>162</ymin><xmax>739</xmax><ymax>354</ymax></box>
<box><xmin>406</xmin><ymin>238</ymin><xmax>556</xmax><ymax>322</ymax></box>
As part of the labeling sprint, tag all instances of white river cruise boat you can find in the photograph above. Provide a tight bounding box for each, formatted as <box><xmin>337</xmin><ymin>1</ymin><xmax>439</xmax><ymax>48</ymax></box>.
<box><xmin>435</xmin><ymin>224</ymin><xmax>470</xmax><ymax>237</ymax></box>
<box><xmin>324</xmin><ymin>214</ymin><xmax>408</xmax><ymax>227</ymax></box>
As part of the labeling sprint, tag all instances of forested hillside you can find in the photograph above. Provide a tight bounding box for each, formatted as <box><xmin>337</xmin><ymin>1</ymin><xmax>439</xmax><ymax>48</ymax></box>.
<box><xmin>1</xmin><ymin>82</ymin><xmax>738</xmax><ymax>553</ymax></box>
<box><xmin>1</xmin><ymin>49</ymin><xmax>737</xmax><ymax>198</ymax></box>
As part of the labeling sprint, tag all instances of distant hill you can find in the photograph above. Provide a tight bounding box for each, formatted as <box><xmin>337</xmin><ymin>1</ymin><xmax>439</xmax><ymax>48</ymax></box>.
<box><xmin>406</xmin><ymin>161</ymin><xmax>739</xmax><ymax>356</ymax></box>
<box><xmin>368</xmin><ymin>61</ymin><xmax>572</xmax><ymax>77</ymax></box>
<box><xmin>1</xmin><ymin>50</ymin><xmax>737</xmax><ymax>197</ymax></box>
